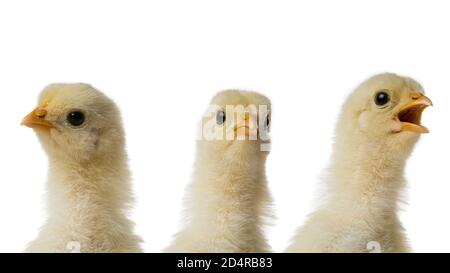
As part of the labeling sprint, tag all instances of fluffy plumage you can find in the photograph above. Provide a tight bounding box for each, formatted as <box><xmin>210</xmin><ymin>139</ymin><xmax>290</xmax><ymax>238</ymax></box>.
<box><xmin>22</xmin><ymin>84</ymin><xmax>142</xmax><ymax>253</ymax></box>
<box><xmin>286</xmin><ymin>73</ymin><xmax>432</xmax><ymax>253</ymax></box>
<box><xmin>165</xmin><ymin>90</ymin><xmax>273</xmax><ymax>253</ymax></box>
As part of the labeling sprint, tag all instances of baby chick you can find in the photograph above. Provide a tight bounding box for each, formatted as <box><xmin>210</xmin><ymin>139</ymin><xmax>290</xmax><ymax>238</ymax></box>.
<box><xmin>22</xmin><ymin>84</ymin><xmax>142</xmax><ymax>253</ymax></box>
<box><xmin>286</xmin><ymin>73</ymin><xmax>432</xmax><ymax>253</ymax></box>
<box><xmin>165</xmin><ymin>90</ymin><xmax>273</xmax><ymax>253</ymax></box>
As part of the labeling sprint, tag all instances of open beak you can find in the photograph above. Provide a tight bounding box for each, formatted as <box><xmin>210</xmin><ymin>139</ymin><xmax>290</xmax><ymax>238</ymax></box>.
<box><xmin>396</xmin><ymin>95</ymin><xmax>432</xmax><ymax>134</ymax></box>
<box><xmin>21</xmin><ymin>108</ymin><xmax>54</xmax><ymax>131</ymax></box>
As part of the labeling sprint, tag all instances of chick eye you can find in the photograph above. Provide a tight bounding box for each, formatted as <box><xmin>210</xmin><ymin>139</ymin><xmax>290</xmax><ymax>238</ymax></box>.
<box><xmin>216</xmin><ymin>110</ymin><xmax>226</xmax><ymax>125</ymax></box>
<box><xmin>67</xmin><ymin>111</ymin><xmax>85</xmax><ymax>127</ymax></box>
<box><xmin>265</xmin><ymin>115</ymin><xmax>270</xmax><ymax>128</ymax></box>
<box><xmin>374</xmin><ymin>91</ymin><xmax>390</xmax><ymax>106</ymax></box>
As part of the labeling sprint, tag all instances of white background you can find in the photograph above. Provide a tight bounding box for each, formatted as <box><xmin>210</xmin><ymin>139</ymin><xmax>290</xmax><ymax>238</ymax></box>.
<box><xmin>0</xmin><ymin>0</ymin><xmax>449</xmax><ymax>253</ymax></box>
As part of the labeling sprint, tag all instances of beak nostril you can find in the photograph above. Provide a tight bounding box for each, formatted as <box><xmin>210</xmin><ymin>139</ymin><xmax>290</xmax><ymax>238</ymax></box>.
<box><xmin>411</xmin><ymin>92</ymin><xmax>422</xmax><ymax>100</ymax></box>
<box><xmin>35</xmin><ymin>109</ymin><xmax>47</xmax><ymax>118</ymax></box>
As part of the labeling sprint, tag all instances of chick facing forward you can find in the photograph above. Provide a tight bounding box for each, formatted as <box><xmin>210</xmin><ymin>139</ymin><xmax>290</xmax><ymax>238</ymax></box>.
<box><xmin>22</xmin><ymin>84</ymin><xmax>142</xmax><ymax>253</ymax></box>
<box><xmin>286</xmin><ymin>73</ymin><xmax>432</xmax><ymax>253</ymax></box>
<box><xmin>165</xmin><ymin>90</ymin><xmax>273</xmax><ymax>253</ymax></box>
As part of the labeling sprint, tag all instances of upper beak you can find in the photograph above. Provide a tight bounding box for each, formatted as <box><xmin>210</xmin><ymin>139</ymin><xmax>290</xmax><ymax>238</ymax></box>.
<box><xmin>21</xmin><ymin>108</ymin><xmax>54</xmax><ymax>130</ymax></box>
<box><xmin>396</xmin><ymin>95</ymin><xmax>432</xmax><ymax>134</ymax></box>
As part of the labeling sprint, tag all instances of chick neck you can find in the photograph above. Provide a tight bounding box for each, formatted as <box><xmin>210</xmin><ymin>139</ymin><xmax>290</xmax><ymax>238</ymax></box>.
<box><xmin>45</xmin><ymin>146</ymin><xmax>132</xmax><ymax>221</ymax></box>
<box><xmin>196</xmin><ymin>140</ymin><xmax>268</xmax><ymax>205</ymax></box>
<box><xmin>189</xmin><ymin>140</ymin><xmax>270</xmax><ymax>236</ymax></box>
<box><xmin>325</xmin><ymin>126</ymin><xmax>417</xmax><ymax>215</ymax></box>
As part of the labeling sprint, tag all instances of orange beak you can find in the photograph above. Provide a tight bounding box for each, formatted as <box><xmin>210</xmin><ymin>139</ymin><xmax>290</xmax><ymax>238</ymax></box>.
<box><xmin>21</xmin><ymin>108</ymin><xmax>54</xmax><ymax>131</ymax></box>
<box><xmin>234</xmin><ymin>125</ymin><xmax>251</xmax><ymax>136</ymax></box>
<box><xmin>396</xmin><ymin>95</ymin><xmax>432</xmax><ymax>134</ymax></box>
<box><xmin>233</xmin><ymin>111</ymin><xmax>257</xmax><ymax>138</ymax></box>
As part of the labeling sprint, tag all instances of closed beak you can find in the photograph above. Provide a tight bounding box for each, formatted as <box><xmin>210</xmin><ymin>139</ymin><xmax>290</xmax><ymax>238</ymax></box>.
<box><xmin>21</xmin><ymin>108</ymin><xmax>54</xmax><ymax>130</ymax></box>
<box><xmin>233</xmin><ymin>111</ymin><xmax>257</xmax><ymax>137</ymax></box>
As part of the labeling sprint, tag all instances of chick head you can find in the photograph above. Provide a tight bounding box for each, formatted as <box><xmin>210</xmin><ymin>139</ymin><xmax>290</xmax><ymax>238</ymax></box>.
<box><xmin>339</xmin><ymin>73</ymin><xmax>432</xmax><ymax>148</ymax></box>
<box><xmin>22</xmin><ymin>84</ymin><xmax>124</xmax><ymax>162</ymax></box>
<box><xmin>200</xmin><ymin>90</ymin><xmax>271</xmax><ymax>154</ymax></box>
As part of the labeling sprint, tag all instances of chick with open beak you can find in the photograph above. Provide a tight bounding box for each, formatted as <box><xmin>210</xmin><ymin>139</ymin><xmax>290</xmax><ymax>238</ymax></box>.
<box><xmin>352</xmin><ymin>75</ymin><xmax>433</xmax><ymax>139</ymax></box>
<box><xmin>286</xmin><ymin>73</ymin><xmax>433</xmax><ymax>253</ymax></box>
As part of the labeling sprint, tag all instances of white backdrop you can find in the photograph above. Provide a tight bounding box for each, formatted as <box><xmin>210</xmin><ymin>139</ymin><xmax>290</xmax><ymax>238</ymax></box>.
<box><xmin>0</xmin><ymin>0</ymin><xmax>449</xmax><ymax>253</ymax></box>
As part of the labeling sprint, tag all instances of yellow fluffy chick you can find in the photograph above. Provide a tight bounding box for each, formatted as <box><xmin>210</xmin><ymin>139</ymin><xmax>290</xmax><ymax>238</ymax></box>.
<box><xmin>165</xmin><ymin>90</ymin><xmax>273</xmax><ymax>253</ymax></box>
<box><xmin>286</xmin><ymin>73</ymin><xmax>432</xmax><ymax>253</ymax></box>
<box><xmin>22</xmin><ymin>84</ymin><xmax>142</xmax><ymax>253</ymax></box>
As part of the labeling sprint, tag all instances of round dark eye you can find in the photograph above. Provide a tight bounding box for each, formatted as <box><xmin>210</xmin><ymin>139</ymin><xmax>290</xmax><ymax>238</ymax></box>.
<box><xmin>216</xmin><ymin>110</ymin><xmax>225</xmax><ymax>125</ymax></box>
<box><xmin>374</xmin><ymin>91</ymin><xmax>390</xmax><ymax>106</ymax></box>
<box><xmin>67</xmin><ymin>111</ymin><xmax>85</xmax><ymax>127</ymax></box>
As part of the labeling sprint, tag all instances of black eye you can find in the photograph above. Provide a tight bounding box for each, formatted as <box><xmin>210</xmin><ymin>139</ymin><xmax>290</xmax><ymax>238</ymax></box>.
<box><xmin>67</xmin><ymin>111</ymin><xmax>85</xmax><ymax>127</ymax></box>
<box><xmin>265</xmin><ymin>115</ymin><xmax>270</xmax><ymax>128</ymax></box>
<box><xmin>216</xmin><ymin>110</ymin><xmax>225</xmax><ymax>125</ymax></box>
<box><xmin>374</xmin><ymin>91</ymin><xmax>390</xmax><ymax>106</ymax></box>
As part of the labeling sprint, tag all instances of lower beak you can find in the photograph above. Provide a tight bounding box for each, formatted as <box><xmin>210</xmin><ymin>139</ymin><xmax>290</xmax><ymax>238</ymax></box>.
<box><xmin>21</xmin><ymin>108</ymin><xmax>54</xmax><ymax>130</ymax></box>
<box><xmin>396</xmin><ymin>95</ymin><xmax>432</xmax><ymax>134</ymax></box>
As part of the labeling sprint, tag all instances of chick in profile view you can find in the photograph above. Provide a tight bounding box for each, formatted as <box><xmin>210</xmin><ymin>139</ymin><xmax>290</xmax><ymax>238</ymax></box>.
<box><xmin>22</xmin><ymin>84</ymin><xmax>142</xmax><ymax>253</ymax></box>
<box><xmin>165</xmin><ymin>90</ymin><xmax>273</xmax><ymax>253</ymax></box>
<box><xmin>286</xmin><ymin>73</ymin><xmax>432</xmax><ymax>253</ymax></box>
